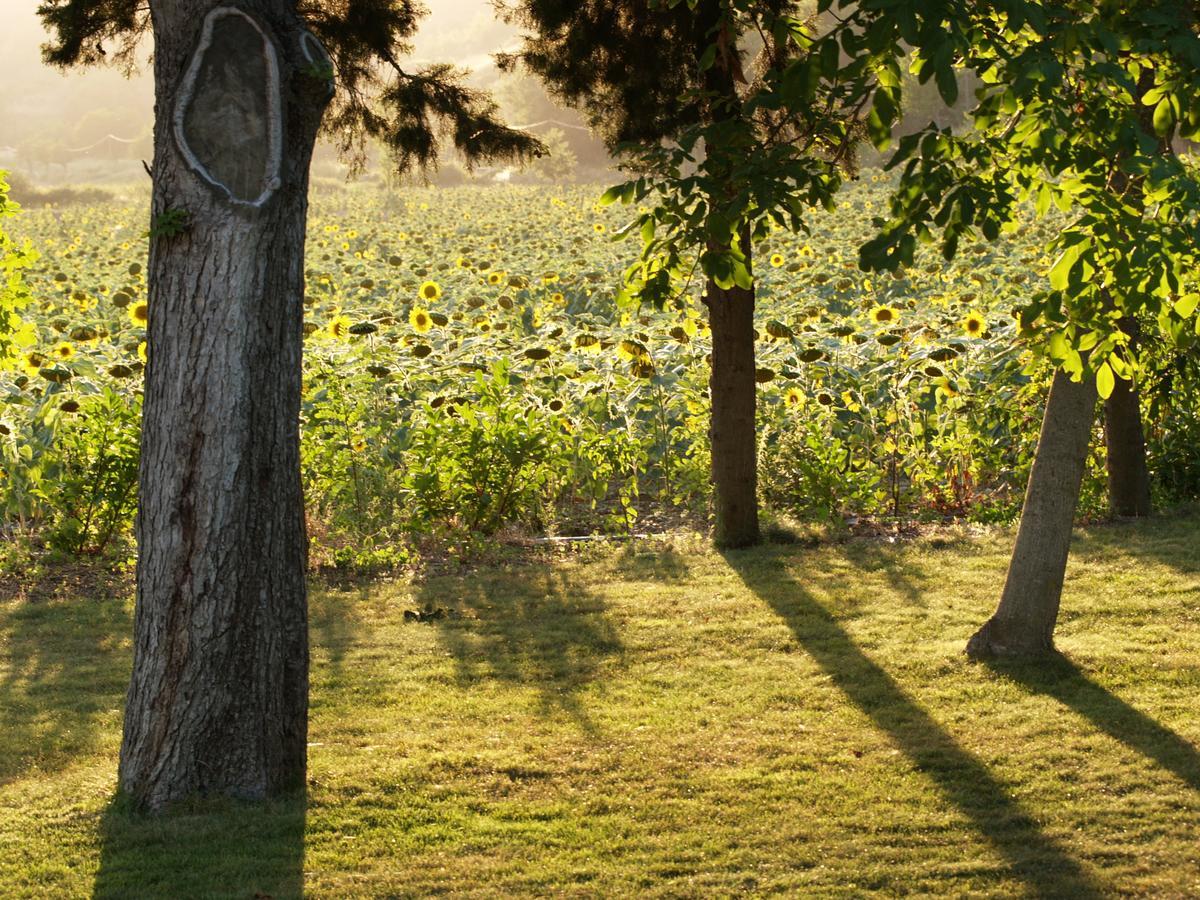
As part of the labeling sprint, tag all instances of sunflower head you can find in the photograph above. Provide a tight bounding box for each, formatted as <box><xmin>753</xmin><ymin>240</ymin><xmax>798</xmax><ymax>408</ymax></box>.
<box><xmin>53</xmin><ymin>342</ymin><xmax>75</xmax><ymax>361</ymax></box>
<box><xmin>617</xmin><ymin>339</ymin><xmax>649</xmax><ymax>362</ymax></box>
<box><xmin>327</xmin><ymin>315</ymin><xmax>352</xmax><ymax>340</ymax></box>
<box><xmin>129</xmin><ymin>301</ymin><xmax>149</xmax><ymax>326</ymax></box>
<box><xmin>487</xmin><ymin>272</ymin><xmax>502</xmax><ymax>285</ymax></box>
<box><xmin>871</xmin><ymin>305</ymin><xmax>899</xmax><ymax>325</ymax></box>
<box><xmin>410</xmin><ymin>307</ymin><xmax>433</xmax><ymax>334</ymax></box>
<box><xmin>784</xmin><ymin>387</ymin><xmax>805</xmax><ymax>408</ymax></box>
<box><xmin>593</xmin><ymin>223</ymin><xmax>606</xmax><ymax>234</ymax></box>
<box><xmin>418</xmin><ymin>280</ymin><xmax>441</xmax><ymax>302</ymax></box>
<box><xmin>770</xmin><ymin>253</ymin><xmax>785</xmax><ymax>268</ymax></box>
<box><xmin>964</xmin><ymin>312</ymin><xmax>986</xmax><ymax>337</ymax></box>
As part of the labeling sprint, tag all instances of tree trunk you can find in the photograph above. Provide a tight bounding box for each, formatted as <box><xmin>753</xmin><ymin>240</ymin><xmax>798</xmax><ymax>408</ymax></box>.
<box><xmin>1104</xmin><ymin>319</ymin><xmax>1152</xmax><ymax>518</ymax></box>
<box><xmin>120</xmin><ymin>1</ymin><xmax>331</xmax><ymax>810</ymax></box>
<box><xmin>705</xmin><ymin>264</ymin><xmax>760</xmax><ymax>548</ymax></box>
<box><xmin>966</xmin><ymin>370</ymin><xmax>1098</xmax><ymax>659</ymax></box>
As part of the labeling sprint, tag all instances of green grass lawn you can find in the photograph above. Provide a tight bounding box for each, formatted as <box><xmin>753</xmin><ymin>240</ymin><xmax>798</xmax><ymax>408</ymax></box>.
<box><xmin>1</xmin><ymin>511</ymin><xmax>1199</xmax><ymax>897</ymax></box>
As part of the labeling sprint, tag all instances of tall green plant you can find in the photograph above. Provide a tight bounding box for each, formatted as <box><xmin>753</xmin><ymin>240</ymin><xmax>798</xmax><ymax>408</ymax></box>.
<box><xmin>0</xmin><ymin>172</ymin><xmax>37</xmax><ymax>371</ymax></box>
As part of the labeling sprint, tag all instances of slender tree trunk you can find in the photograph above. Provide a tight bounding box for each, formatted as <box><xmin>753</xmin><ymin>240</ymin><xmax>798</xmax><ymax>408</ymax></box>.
<box><xmin>1104</xmin><ymin>318</ymin><xmax>1152</xmax><ymax>517</ymax></box>
<box><xmin>120</xmin><ymin>0</ymin><xmax>331</xmax><ymax>810</ymax></box>
<box><xmin>705</xmin><ymin>261</ymin><xmax>759</xmax><ymax>548</ymax></box>
<box><xmin>693</xmin><ymin>1</ymin><xmax>759</xmax><ymax>548</ymax></box>
<box><xmin>966</xmin><ymin>370</ymin><xmax>1098</xmax><ymax>659</ymax></box>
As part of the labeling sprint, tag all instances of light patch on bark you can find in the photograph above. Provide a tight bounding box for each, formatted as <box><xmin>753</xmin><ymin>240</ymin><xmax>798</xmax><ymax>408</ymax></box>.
<box><xmin>299</xmin><ymin>30</ymin><xmax>336</xmax><ymax>98</ymax></box>
<box><xmin>172</xmin><ymin>6</ymin><xmax>283</xmax><ymax>208</ymax></box>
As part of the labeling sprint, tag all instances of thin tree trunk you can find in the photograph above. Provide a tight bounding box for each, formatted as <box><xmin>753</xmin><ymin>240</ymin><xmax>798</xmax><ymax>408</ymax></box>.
<box><xmin>1104</xmin><ymin>319</ymin><xmax>1152</xmax><ymax>517</ymax></box>
<box><xmin>694</xmin><ymin>1</ymin><xmax>759</xmax><ymax>548</ymax></box>
<box><xmin>705</xmin><ymin>263</ymin><xmax>759</xmax><ymax>548</ymax></box>
<box><xmin>120</xmin><ymin>1</ymin><xmax>331</xmax><ymax>810</ymax></box>
<box><xmin>966</xmin><ymin>370</ymin><xmax>1098</xmax><ymax>659</ymax></box>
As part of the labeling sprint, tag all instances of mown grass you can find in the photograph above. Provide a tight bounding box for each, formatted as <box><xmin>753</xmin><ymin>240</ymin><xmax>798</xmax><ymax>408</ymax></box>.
<box><xmin>1</xmin><ymin>510</ymin><xmax>1199</xmax><ymax>897</ymax></box>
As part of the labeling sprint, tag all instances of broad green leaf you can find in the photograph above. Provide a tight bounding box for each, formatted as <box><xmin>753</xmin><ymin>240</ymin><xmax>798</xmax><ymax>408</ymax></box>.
<box><xmin>1048</xmin><ymin>241</ymin><xmax>1088</xmax><ymax>292</ymax></box>
<box><xmin>1153</xmin><ymin>97</ymin><xmax>1174</xmax><ymax>136</ymax></box>
<box><xmin>1174</xmin><ymin>293</ymin><xmax>1199</xmax><ymax>318</ymax></box>
<box><xmin>1096</xmin><ymin>361</ymin><xmax>1115</xmax><ymax>400</ymax></box>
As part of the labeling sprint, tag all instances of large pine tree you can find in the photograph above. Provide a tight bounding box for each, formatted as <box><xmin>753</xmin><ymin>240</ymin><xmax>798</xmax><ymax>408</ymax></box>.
<box><xmin>36</xmin><ymin>0</ymin><xmax>539</xmax><ymax>810</ymax></box>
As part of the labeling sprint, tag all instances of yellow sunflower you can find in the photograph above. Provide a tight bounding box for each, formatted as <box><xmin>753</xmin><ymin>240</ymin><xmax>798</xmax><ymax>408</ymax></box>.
<box><xmin>129</xmin><ymin>301</ymin><xmax>149</xmax><ymax>326</ymax></box>
<box><xmin>784</xmin><ymin>387</ymin><xmax>805</xmax><ymax>408</ymax></box>
<box><xmin>770</xmin><ymin>253</ymin><xmax>785</xmax><ymax>268</ymax></box>
<box><xmin>617</xmin><ymin>339</ymin><xmax>649</xmax><ymax>362</ymax></box>
<box><xmin>963</xmin><ymin>311</ymin><xmax>986</xmax><ymax>337</ymax></box>
<box><xmin>410</xmin><ymin>307</ymin><xmax>433</xmax><ymax>334</ymax></box>
<box><xmin>327</xmin><ymin>314</ymin><xmax>352</xmax><ymax>340</ymax></box>
<box><xmin>418</xmin><ymin>280</ymin><xmax>441</xmax><ymax>302</ymax></box>
<box><xmin>871</xmin><ymin>305</ymin><xmax>900</xmax><ymax>325</ymax></box>
<box><xmin>53</xmin><ymin>341</ymin><xmax>75</xmax><ymax>360</ymax></box>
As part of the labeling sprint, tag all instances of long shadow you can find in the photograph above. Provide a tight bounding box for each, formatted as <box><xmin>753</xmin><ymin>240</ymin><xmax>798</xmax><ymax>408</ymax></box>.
<box><xmin>835</xmin><ymin>540</ymin><xmax>931</xmax><ymax>606</ymax></box>
<box><xmin>1071</xmin><ymin>505</ymin><xmax>1199</xmax><ymax>577</ymax></box>
<box><xmin>94</xmin><ymin>791</ymin><xmax>306</xmax><ymax>899</ymax></box>
<box><xmin>0</xmin><ymin>564</ymin><xmax>132</xmax><ymax>784</ymax></box>
<box><xmin>723</xmin><ymin>549</ymin><xmax>1103</xmax><ymax>898</ymax></box>
<box><xmin>309</xmin><ymin>582</ymin><xmax>368</xmax><ymax>677</ymax></box>
<box><xmin>418</xmin><ymin>568</ymin><xmax>623</xmax><ymax>736</ymax></box>
<box><xmin>990</xmin><ymin>655</ymin><xmax>1200</xmax><ymax>793</ymax></box>
<box><xmin>611</xmin><ymin>541</ymin><xmax>691</xmax><ymax>583</ymax></box>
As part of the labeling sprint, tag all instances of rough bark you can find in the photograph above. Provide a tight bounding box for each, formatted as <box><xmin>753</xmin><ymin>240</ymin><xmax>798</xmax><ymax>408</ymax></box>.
<box><xmin>1104</xmin><ymin>319</ymin><xmax>1152</xmax><ymax>518</ymax></box>
<box><xmin>705</xmin><ymin>264</ymin><xmax>760</xmax><ymax>549</ymax></box>
<box><xmin>966</xmin><ymin>370</ymin><xmax>1098</xmax><ymax>659</ymax></box>
<box><xmin>120</xmin><ymin>0</ymin><xmax>330</xmax><ymax>810</ymax></box>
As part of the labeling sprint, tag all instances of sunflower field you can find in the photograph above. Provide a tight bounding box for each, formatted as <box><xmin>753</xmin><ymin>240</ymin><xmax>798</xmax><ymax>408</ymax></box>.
<box><xmin>1</xmin><ymin>176</ymin><xmax>1196</xmax><ymax>565</ymax></box>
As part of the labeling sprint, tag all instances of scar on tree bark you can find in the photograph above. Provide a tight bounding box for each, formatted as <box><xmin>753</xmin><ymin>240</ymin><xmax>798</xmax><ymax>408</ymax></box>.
<box><xmin>172</xmin><ymin>7</ymin><xmax>284</xmax><ymax>207</ymax></box>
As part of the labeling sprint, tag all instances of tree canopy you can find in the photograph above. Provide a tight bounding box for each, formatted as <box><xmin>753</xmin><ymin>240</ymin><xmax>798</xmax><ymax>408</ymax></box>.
<box><xmin>854</xmin><ymin>0</ymin><xmax>1200</xmax><ymax>394</ymax></box>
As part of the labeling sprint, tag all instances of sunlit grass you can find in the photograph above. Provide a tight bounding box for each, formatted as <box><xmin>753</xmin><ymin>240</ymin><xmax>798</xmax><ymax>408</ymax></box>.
<box><xmin>1</xmin><ymin>510</ymin><xmax>1198</xmax><ymax>897</ymax></box>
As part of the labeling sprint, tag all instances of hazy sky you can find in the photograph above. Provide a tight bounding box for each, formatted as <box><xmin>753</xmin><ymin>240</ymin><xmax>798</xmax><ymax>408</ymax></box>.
<box><xmin>0</xmin><ymin>0</ymin><xmax>517</xmax><ymax>151</ymax></box>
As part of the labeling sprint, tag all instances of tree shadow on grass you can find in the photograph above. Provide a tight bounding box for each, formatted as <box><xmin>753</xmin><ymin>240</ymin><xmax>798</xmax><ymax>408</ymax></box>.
<box><xmin>610</xmin><ymin>541</ymin><xmax>691</xmax><ymax>583</ymax></box>
<box><xmin>1071</xmin><ymin>507</ymin><xmax>1200</xmax><ymax>577</ymax></box>
<box><xmin>93</xmin><ymin>791</ymin><xmax>306</xmax><ymax>899</ymax></box>
<box><xmin>417</xmin><ymin>569</ymin><xmax>623</xmax><ymax>736</ymax></box>
<box><xmin>988</xmin><ymin>655</ymin><xmax>1200</xmax><ymax>793</ymax></box>
<box><xmin>828</xmin><ymin>540</ymin><xmax>931</xmax><ymax>607</ymax></box>
<box><xmin>309</xmin><ymin>583</ymin><xmax>369</xmax><ymax>678</ymax></box>
<box><xmin>723</xmin><ymin>548</ymin><xmax>1104</xmax><ymax>898</ymax></box>
<box><xmin>0</xmin><ymin>564</ymin><xmax>132</xmax><ymax>785</ymax></box>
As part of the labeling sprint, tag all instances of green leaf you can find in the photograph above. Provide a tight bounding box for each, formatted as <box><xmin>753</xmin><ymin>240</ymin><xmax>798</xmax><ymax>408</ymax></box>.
<box><xmin>1048</xmin><ymin>243</ymin><xmax>1085</xmax><ymax>291</ymax></box>
<box><xmin>867</xmin><ymin>108</ymin><xmax>891</xmax><ymax>150</ymax></box>
<box><xmin>935</xmin><ymin>62</ymin><xmax>958</xmax><ymax>106</ymax></box>
<box><xmin>598</xmin><ymin>185</ymin><xmax>625</xmax><ymax>207</ymax></box>
<box><xmin>1152</xmin><ymin>97</ymin><xmax>1174</xmax><ymax>136</ymax></box>
<box><xmin>1174</xmin><ymin>293</ymin><xmax>1199</xmax><ymax>318</ymax></box>
<box><xmin>1048</xmin><ymin>331</ymin><xmax>1069</xmax><ymax>360</ymax></box>
<box><xmin>1096</xmin><ymin>361</ymin><xmax>1115</xmax><ymax>400</ymax></box>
